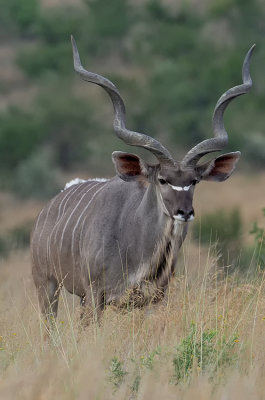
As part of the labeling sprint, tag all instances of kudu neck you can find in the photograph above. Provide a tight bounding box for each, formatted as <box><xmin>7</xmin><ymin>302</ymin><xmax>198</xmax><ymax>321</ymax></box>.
<box><xmin>135</xmin><ymin>182</ymin><xmax>170</xmax><ymax>237</ymax></box>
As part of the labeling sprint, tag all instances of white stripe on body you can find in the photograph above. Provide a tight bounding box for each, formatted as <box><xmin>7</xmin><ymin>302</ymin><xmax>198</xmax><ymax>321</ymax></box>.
<box><xmin>34</xmin><ymin>208</ymin><xmax>44</xmax><ymax>232</ymax></box>
<box><xmin>59</xmin><ymin>182</ymin><xmax>102</xmax><ymax>253</ymax></box>
<box><xmin>58</xmin><ymin>181</ymin><xmax>96</xmax><ymax>222</ymax></box>
<box><xmin>71</xmin><ymin>184</ymin><xmax>106</xmax><ymax>264</ymax></box>
<box><xmin>77</xmin><ymin>180</ymin><xmax>111</xmax><ymax>257</ymax></box>
<box><xmin>47</xmin><ymin>182</ymin><xmax>101</xmax><ymax>287</ymax></box>
<box><xmin>36</xmin><ymin>197</ymin><xmax>58</xmax><ymax>268</ymax></box>
<box><xmin>46</xmin><ymin>182</ymin><xmax>92</xmax><ymax>269</ymax></box>
<box><xmin>31</xmin><ymin>208</ymin><xmax>44</xmax><ymax>266</ymax></box>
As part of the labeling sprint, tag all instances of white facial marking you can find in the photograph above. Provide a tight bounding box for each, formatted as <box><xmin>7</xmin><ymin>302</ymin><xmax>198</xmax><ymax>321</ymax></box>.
<box><xmin>173</xmin><ymin>214</ymin><xmax>194</xmax><ymax>222</ymax></box>
<box><xmin>168</xmin><ymin>183</ymin><xmax>192</xmax><ymax>192</ymax></box>
<box><xmin>173</xmin><ymin>215</ymin><xmax>186</xmax><ymax>222</ymax></box>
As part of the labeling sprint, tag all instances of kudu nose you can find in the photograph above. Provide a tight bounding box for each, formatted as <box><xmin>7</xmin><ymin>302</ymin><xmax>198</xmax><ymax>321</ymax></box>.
<box><xmin>175</xmin><ymin>207</ymin><xmax>195</xmax><ymax>222</ymax></box>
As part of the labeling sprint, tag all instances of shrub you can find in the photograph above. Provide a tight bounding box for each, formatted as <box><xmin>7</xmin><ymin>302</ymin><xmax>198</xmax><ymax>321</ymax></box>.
<box><xmin>13</xmin><ymin>149</ymin><xmax>62</xmax><ymax>199</ymax></box>
<box><xmin>243</xmin><ymin>133</ymin><xmax>265</xmax><ymax>168</ymax></box>
<box><xmin>37</xmin><ymin>88</ymin><xmax>95</xmax><ymax>170</ymax></box>
<box><xmin>0</xmin><ymin>236</ymin><xmax>9</xmax><ymax>259</ymax></box>
<box><xmin>109</xmin><ymin>357</ymin><xmax>127</xmax><ymax>389</ymax></box>
<box><xmin>193</xmin><ymin>208</ymin><xmax>242</xmax><ymax>245</ymax></box>
<box><xmin>17</xmin><ymin>7</ymin><xmax>86</xmax><ymax>77</ymax></box>
<box><xmin>0</xmin><ymin>108</ymin><xmax>44</xmax><ymax>170</ymax></box>
<box><xmin>36</xmin><ymin>8</ymin><xmax>84</xmax><ymax>44</ymax></box>
<box><xmin>193</xmin><ymin>208</ymin><xmax>242</xmax><ymax>267</ymax></box>
<box><xmin>250</xmin><ymin>208</ymin><xmax>265</xmax><ymax>269</ymax></box>
<box><xmin>0</xmin><ymin>220</ymin><xmax>33</xmax><ymax>258</ymax></box>
<box><xmin>17</xmin><ymin>42</ymin><xmax>72</xmax><ymax>78</ymax></box>
<box><xmin>8</xmin><ymin>221</ymin><xmax>32</xmax><ymax>250</ymax></box>
<box><xmin>173</xmin><ymin>323</ymin><xmax>238</xmax><ymax>383</ymax></box>
<box><xmin>0</xmin><ymin>0</ymin><xmax>39</xmax><ymax>34</ymax></box>
<box><xmin>84</xmin><ymin>0</ymin><xmax>131</xmax><ymax>39</ymax></box>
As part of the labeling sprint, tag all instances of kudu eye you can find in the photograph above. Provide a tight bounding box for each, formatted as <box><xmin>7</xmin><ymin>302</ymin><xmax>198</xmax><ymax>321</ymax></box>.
<box><xmin>158</xmin><ymin>178</ymin><xmax>167</xmax><ymax>185</ymax></box>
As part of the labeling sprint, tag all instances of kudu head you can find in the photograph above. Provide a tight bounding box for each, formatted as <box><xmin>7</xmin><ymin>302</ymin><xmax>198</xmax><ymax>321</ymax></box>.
<box><xmin>71</xmin><ymin>36</ymin><xmax>255</xmax><ymax>222</ymax></box>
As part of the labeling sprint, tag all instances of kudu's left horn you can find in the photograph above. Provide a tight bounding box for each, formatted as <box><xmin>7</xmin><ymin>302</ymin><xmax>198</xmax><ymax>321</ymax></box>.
<box><xmin>71</xmin><ymin>35</ymin><xmax>174</xmax><ymax>166</ymax></box>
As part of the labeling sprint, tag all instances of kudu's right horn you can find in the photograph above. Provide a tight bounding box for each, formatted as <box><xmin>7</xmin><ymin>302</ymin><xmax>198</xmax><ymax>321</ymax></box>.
<box><xmin>181</xmin><ymin>44</ymin><xmax>256</xmax><ymax>167</ymax></box>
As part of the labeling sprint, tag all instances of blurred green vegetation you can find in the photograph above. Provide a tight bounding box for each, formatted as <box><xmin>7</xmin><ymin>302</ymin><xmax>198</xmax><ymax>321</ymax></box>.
<box><xmin>192</xmin><ymin>207</ymin><xmax>263</xmax><ymax>272</ymax></box>
<box><xmin>0</xmin><ymin>0</ymin><xmax>265</xmax><ymax>198</ymax></box>
<box><xmin>173</xmin><ymin>323</ymin><xmax>238</xmax><ymax>383</ymax></box>
<box><xmin>193</xmin><ymin>208</ymin><xmax>244</xmax><ymax>268</ymax></box>
<box><xmin>250</xmin><ymin>208</ymin><xmax>265</xmax><ymax>269</ymax></box>
<box><xmin>0</xmin><ymin>220</ymin><xmax>33</xmax><ymax>258</ymax></box>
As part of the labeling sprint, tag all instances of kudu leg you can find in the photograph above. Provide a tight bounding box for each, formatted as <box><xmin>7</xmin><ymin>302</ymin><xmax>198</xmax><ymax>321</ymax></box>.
<box><xmin>79</xmin><ymin>286</ymin><xmax>104</xmax><ymax>327</ymax></box>
<box><xmin>35</xmin><ymin>276</ymin><xmax>60</xmax><ymax>330</ymax></box>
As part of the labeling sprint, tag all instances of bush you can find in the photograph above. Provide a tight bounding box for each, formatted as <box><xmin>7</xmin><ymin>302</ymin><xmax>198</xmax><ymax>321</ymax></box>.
<box><xmin>0</xmin><ymin>0</ymin><xmax>39</xmax><ymax>34</ymax></box>
<box><xmin>193</xmin><ymin>208</ymin><xmax>242</xmax><ymax>267</ymax></box>
<box><xmin>36</xmin><ymin>8</ymin><xmax>84</xmax><ymax>44</ymax></box>
<box><xmin>173</xmin><ymin>323</ymin><xmax>238</xmax><ymax>383</ymax></box>
<box><xmin>17</xmin><ymin>7</ymin><xmax>85</xmax><ymax>77</ymax></box>
<box><xmin>84</xmin><ymin>0</ymin><xmax>131</xmax><ymax>39</ymax></box>
<box><xmin>0</xmin><ymin>220</ymin><xmax>33</xmax><ymax>258</ymax></box>
<box><xmin>250</xmin><ymin>208</ymin><xmax>265</xmax><ymax>269</ymax></box>
<box><xmin>0</xmin><ymin>108</ymin><xmax>44</xmax><ymax>170</ymax></box>
<box><xmin>37</xmin><ymin>88</ymin><xmax>95</xmax><ymax>170</ymax></box>
<box><xmin>8</xmin><ymin>221</ymin><xmax>32</xmax><ymax>250</ymax></box>
<box><xmin>109</xmin><ymin>357</ymin><xmax>127</xmax><ymax>390</ymax></box>
<box><xmin>17</xmin><ymin>42</ymin><xmax>72</xmax><ymax>78</ymax></box>
<box><xmin>14</xmin><ymin>149</ymin><xmax>62</xmax><ymax>199</ymax></box>
<box><xmin>243</xmin><ymin>133</ymin><xmax>265</xmax><ymax>168</ymax></box>
<box><xmin>0</xmin><ymin>236</ymin><xmax>9</xmax><ymax>259</ymax></box>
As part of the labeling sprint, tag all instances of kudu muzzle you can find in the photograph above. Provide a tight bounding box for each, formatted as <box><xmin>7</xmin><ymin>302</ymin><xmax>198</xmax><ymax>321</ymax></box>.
<box><xmin>174</xmin><ymin>207</ymin><xmax>195</xmax><ymax>222</ymax></box>
<box><xmin>173</xmin><ymin>191</ymin><xmax>195</xmax><ymax>222</ymax></box>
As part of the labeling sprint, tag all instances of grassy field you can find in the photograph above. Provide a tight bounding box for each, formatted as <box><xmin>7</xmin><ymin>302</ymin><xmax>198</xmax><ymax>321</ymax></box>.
<box><xmin>0</xmin><ymin>172</ymin><xmax>265</xmax><ymax>399</ymax></box>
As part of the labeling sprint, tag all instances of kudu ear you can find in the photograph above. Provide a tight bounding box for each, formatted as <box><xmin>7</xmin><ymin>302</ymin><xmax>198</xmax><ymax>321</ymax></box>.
<box><xmin>112</xmin><ymin>151</ymin><xmax>149</xmax><ymax>182</ymax></box>
<box><xmin>199</xmin><ymin>152</ymin><xmax>241</xmax><ymax>182</ymax></box>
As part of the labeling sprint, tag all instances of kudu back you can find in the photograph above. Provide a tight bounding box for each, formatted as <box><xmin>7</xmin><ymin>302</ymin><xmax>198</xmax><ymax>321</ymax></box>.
<box><xmin>31</xmin><ymin>38</ymin><xmax>255</xmax><ymax>322</ymax></box>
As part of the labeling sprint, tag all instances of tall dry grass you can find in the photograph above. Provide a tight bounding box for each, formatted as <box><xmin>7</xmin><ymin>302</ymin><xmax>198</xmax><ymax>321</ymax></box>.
<box><xmin>0</xmin><ymin>173</ymin><xmax>264</xmax><ymax>398</ymax></box>
<box><xmin>0</xmin><ymin>241</ymin><xmax>265</xmax><ymax>399</ymax></box>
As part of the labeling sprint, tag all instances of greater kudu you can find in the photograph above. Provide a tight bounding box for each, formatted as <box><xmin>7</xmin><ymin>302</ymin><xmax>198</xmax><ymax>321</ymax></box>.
<box><xmin>31</xmin><ymin>38</ymin><xmax>255</xmax><ymax>322</ymax></box>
